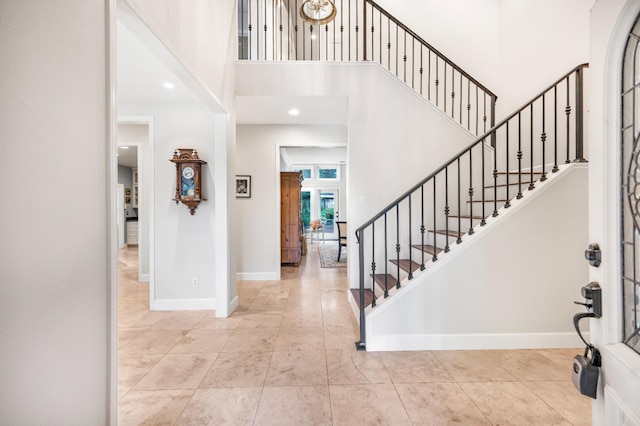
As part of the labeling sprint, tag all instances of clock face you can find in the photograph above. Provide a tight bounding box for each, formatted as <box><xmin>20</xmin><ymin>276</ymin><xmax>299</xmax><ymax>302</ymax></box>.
<box><xmin>182</xmin><ymin>166</ymin><xmax>195</xmax><ymax>179</ymax></box>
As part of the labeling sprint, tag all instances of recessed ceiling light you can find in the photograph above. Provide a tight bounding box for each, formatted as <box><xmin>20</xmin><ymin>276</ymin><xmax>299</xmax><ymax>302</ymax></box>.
<box><xmin>288</xmin><ymin>108</ymin><xmax>300</xmax><ymax>116</ymax></box>
<box><xmin>120</xmin><ymin>146</ymin><xmax>129</xmax><ymax>149</ymax></box>
<box><xmin>163</xmin><ymin>82</ymin><xmax>175</xmax><ymax>90</ymax></box>
<box><xmin>311</xmin><ymin>34</ymin><xmax>317</xmax><ymax>40</ymax></box>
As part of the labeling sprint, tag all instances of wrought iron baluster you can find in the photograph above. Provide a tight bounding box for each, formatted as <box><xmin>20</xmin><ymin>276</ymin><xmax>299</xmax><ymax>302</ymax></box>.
<box><xmin>493</xmin><ymin>129</ymin><xmax>499</xmax><ymax>216</ymax></box>
<box><xmin>444</xmin><ymin>167</ymin><xmax>450</xmax><ymax>253</ymax></box>
<box><xmin>575</xmin><ymin>66</ymin><xmax>585</xmax><ymax>162</ymax></box>
<box><xmin>435</xmin><ymin>57</ymin><xmax>439</xmax><ymax>107</ymax></box>
<box><xmin>324</xmin><ymin>24</ymin><xmax>329</xmax><ymax>60</ymax></box>
<box><xmin>457</xmin><ymin>157</ymin><xmax>462</xmax><ymax>243</ymax></box>
<box><xmin>294</xmin><ymin>0</ymin><xmax>299</xmax><ymax>60</ymax></box>
<box><xmin>475</xmin><ymin>86</ymin><xmax>479</xmax><ymax>135</ymax></box>
<box><xmin>412</xmin><ymin>37</ymin><xmax>415</xmax><ymax>89</ymax></box>
<box><xmin>371</xmin><ymin>222</ymin><xmax>376</xmax><ymax>307</ymax></box>
<box><xmin>408</xmin><ymin>195</ymin><xmax>413</xmax><ymax>280</ymax></box>
<box><xmin>340</xmin><ymin>0</ymin><xmax>344</xmax><ymax>61</ymax></box>
<box><xmin>505</xmin><ymin>123</ymin><xmax>511</xmax><ymax>208</ymax></box>
<box><xmin>264</xmin><ymin>0</ymin><xmax>267</xmax><ymax>60</ymax></box>
<box><xmin>451</xmin><ymin>69</ymin><xmax>456</xmax><ymax>119</ymax></box>
<box><xmin>395</xmin><ymin>24</ymin><xmax>398</xmax><ymax>76</ymax></box>
<box><xmin>356</xmin><ymin>229</ymin><xmax>365</xmax><ymax>350</ymax></box>
<box><xmin>363</xmin><ymin>0</ymin><xmax>367</xmax><ymax>61</ymax></box>
<box><xmin>517</xmin><ymin>112</ymin><xmax>523</xmax><ymax>199</ymax></box>
<box><xmin>541</xmin><ymin>93</ymin><xmax>547</xmax><ymax>181</ymax></box>
<box><xmin>529</xmin><ymin>104</ymin><xmax>535</xmax><ymax>191</ymax></box>
<box><xmin>483</xmin><ymin>93</ymin><xmax>487</xmax><ymax>134</ymax></box>
<box><xmin>395</xmin><ymin>204</ymin><xmax>401</xmax><ymax>289</ymax></box>
<box><xmin>444</xmin><ymin>65</ymin><xmax>448</xmax><ymax>114</ymax></box>
<box><xmin>467</xmin><ymin>79</ymin><xmax>471</xmax><ymax>131</ymax></box>
<box><xmin>553</xmin><ymin>85</ymin><xmax>559</xmax><ymax>172</ymax></box>
<box><xmin>468</xmin><ymin>150</ymin><xmax>474</xmax><ymax>235</ymax></box>
<box><xmin>248</xmin><ymin>0</ymin><xmax>252</xmax><ymax>60</ymax></box>
<box><xmin>379</xmin><ymin>9</ymin><xmax>382</xmax><ymax>64</ymax></box>
<box><xmin>428</xmin><ymin>49</ymin><xmax>432</xmax><ymax>101</ymax></box>
<box><xmin>384</xmin><ymin>212</ymin><xmax>389</xmax><ymax>297</ymax></box>
<box><xmin>355</xmin><ymin>0</ymin><xmax>359</xmax><ymax>60</ymax></box>
<box><xmin>481</xmin><ymin>136</ymin><xmax>487</xmax><ymax>224</ymax></box>
<box><xmin>348</xmin><ymin>0</ymin><xmax>351</xmax><ymax>60</ymax></box>
<box><xmin>420</xmin><ymin>184</ymin><xmax>425</xmax><ymax>270</ymax></box>
<box><xmin>565</xmin><ymin>75</ymin><xmax>571</xmax><ymax>163</ymax></box>
<box><xmin>433</xmin><ymin>175</ymin><xmax>439</xmax><ymax>260</ymax></box>
<box><xmin>387</xmin><ymin>16</ymin><xmax>390</xmax><ymax>70</ymax></box>
<box><xmin>419</xmin><ymin>46</ymin><xmax>423</xmax><ymax>95</ymax></box>
<box><xmin>403</xmin><ymin>31</ymin><xmax>407</xmax><ymax>83</ymax></box>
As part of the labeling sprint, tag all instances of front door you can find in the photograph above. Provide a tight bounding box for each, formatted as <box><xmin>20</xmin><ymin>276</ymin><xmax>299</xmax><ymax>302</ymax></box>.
<box><xmin>590</xmin><ymin>2</ymin><xmax>640</xmax><ymax>424</ymax></box>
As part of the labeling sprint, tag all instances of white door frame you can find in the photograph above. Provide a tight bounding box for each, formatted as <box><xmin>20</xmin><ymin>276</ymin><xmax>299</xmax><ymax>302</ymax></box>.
<box><xmin>274</xmin><ymin>142</ymin><xmax>347</xmax><ymax>277</ymax></box>
<box><xmin>591</xmin><ymin>0</ymin><xmax>640</xmax><ymax>423</ymax></box>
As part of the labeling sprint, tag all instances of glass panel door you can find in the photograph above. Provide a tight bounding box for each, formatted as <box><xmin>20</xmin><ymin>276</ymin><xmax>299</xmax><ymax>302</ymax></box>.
<box><xmin>320</xmin><ymin>189</ymin><xmax>339</xmax><ymax>239</ymax></box>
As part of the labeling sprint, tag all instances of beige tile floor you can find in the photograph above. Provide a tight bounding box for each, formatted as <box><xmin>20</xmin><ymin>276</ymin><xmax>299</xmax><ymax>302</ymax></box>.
<box><xmin>117</xmin><ymin>244</ymin><xmax>592</xmax><ymax>425</ymax></box>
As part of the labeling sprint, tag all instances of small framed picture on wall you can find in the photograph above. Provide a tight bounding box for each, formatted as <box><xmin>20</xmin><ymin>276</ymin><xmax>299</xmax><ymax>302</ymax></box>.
<box><xmin>236</xmin><ymin>175</ymin><xmax>251</xmax><ymax>198</ymax></box>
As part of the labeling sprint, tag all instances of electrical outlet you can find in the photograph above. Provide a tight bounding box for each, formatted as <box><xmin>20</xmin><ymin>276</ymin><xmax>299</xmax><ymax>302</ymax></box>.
<box><xmin>192</xmin><ymin>277</ymin><xmax>199</xmax><ymax>287</ymax></box>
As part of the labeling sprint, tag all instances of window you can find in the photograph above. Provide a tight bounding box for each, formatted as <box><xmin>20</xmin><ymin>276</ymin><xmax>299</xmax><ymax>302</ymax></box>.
<box><xmin>317</xmin><ymin>166</ymin><xmax>339</xmax><ymax>180</ymax></box>
<box><xmin>620</xmin><ymin>14</ymin><xmax>640</xmax><ymax>355</ymax></box>
<box><xmin>293</xmin><ymin>167</ymin><xmax>312</xmax><ymax>180</ymax></box>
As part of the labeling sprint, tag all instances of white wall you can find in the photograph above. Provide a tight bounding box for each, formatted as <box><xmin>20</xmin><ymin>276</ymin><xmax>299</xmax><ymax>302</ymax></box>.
<box><xmin>0</xmin><ymin>0</ymin><xmax>109</xmax><ymax>423</ymax></box>
<box><xmin>120</xmin><ymin>103</ymin><xmax>217</xmax><ymax>309</ymax></box>
<box><xmin>125</xmin><ymin>0</ymin><xmax>237</xmax><ymax>112</ymax></box>
<box><xmin>236</xmin><ymin>62</ymin><xmax>478</xmax><ymax>284</ymax></box>
<box><xmin>236</xmin><ymin>125</ymin><xmax>347</xmax><ymax>279</ymax></box>
<box><xmin>373</xmin><ymin>0</ymin><xmax>593</xmax><ymax>118</ymax></box>
<box><xmin>366</xmin><ymin>164</ymin><xmax>589</xmax><ymax>351</ymax></box>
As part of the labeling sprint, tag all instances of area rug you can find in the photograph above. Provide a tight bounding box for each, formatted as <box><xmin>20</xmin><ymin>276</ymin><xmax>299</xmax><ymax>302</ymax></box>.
<box><xmin>318</xmin><ymin>242</ymin><xmax>347</xmax><ymax>268</ymax></box>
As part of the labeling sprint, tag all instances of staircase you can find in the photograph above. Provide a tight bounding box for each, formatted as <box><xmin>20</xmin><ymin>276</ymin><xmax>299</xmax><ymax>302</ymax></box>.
<box><xmin>238</xmin><ymin>1</ymin><xmax>588</xmax><ymax>351</ymax></box>
<box><xmin>353</xmin><ymin>64</ymin><xmax>588</xmax><ymax>350</ymax></box>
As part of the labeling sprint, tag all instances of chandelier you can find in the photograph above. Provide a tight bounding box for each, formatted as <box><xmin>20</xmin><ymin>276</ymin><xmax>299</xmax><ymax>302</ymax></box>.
<box><xmin>299</xmin><ymin>0</ymin><xmax>337</xmax><ymax>25</ymax></box>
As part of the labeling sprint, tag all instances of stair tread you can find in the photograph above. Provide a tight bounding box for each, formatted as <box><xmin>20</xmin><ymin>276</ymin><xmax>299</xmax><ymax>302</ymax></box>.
<box><xmin>467</xmin><ymin>199</ymin><xmax>508</xmax><ymax>203</ymax></box>
<box><xmin>411</xmin><ymin>244</ymin><xmax>442</xmax><ymax>255</ymax></box>
<box><xmin>371</xmin><ymin>273</ymin><xmax>399</xmax><ymax>290</ymax></box>
<box><xmin>389</xmin><ymin>258</ymin><xmax>421</xmax><ymax>273</ymax></box>
<box><xmin>350</xmin><ymin>288</ymin><xmax>374</xmax><ymax>309</ymax></box>
<box><xmin>431</xmin><ymin>229</ymin><xmax>463</xmax><ymax>237</ymax></box>
<box><xmin>484</xmin><ymin>181</ymin><xmax>535</xmax><ymax>189</ymax></box>
<box><xmin>497</xmin><ymin>171</ymin><xmax>543</xmax><ymax>175</ymax></box>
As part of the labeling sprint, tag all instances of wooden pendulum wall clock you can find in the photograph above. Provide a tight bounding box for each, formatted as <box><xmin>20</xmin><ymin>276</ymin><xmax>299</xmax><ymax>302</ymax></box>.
<box><xmin>170</xmin><ymin>148</ymin><xmax>207</xmax><ymax>215</ymax></box>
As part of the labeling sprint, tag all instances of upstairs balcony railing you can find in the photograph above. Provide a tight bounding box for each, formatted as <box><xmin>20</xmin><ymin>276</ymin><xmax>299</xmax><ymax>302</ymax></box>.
<box><xmin>238</xmin><ymin>0</ymin><xmax>497</xmax><ymax>136</ymax></box>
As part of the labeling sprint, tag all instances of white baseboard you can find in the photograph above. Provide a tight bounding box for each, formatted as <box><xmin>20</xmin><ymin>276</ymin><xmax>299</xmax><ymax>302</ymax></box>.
<box><xmin>223</xmin><ymin>295</ymin><xmax>239</xmax><ymax>318</ymax></box>
<box><xmin>152</xmin><ymin>298</ymin><xmax>216</xmax><ymax>311</ymax></box>
<box><xmin>139</xmin><ymin>274</ymin><xmax>150</xmax><ymax>283</ymax></box>
<box><xmin>366</xmin><ymin>332</ymin><xmax>587</xmax><ymax>351</ymax></box>
<box><xmin>236</xmin><ymin>272</ymin><xmax>279</xmax><ymax>281</ymax></box>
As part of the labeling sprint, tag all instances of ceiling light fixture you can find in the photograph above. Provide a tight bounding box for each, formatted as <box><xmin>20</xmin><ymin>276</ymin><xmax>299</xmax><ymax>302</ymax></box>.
<box><xmin>299</xmin><ymin>0</ymin><xmax>337</xmax><ymax>25</ymax></box>
<box><xmin>120</xmin><ymin>146</ymin><xmax>129</xmax><ymax>149</ymax></box>
<box><xmin>163</xmin><ymin>81</ymin><xmax>175</xmax><ymax>90</ymax></box>
<box><xmin>288</xmin><ymin>108</ymin><xmax>300</xmax><ymax>116</ymax></box>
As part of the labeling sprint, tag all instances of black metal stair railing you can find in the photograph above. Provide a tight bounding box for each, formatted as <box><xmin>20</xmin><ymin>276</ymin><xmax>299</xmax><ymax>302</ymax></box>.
<box><xmin>238</xmin><ymin>0</ymin><xmax>497</xmax><ymax>137</ymax></box>
<box><xmin>353</xmin><ymin>64</ymin><xmax>588</xmax><ymax>350</ymax></box>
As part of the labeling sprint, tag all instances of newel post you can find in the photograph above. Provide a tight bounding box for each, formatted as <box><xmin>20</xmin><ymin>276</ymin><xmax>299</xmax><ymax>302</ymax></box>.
<box><xmin>574</xmin><ymin>66</ymin><xmax>587</xmax><ymax>162</ymax></box>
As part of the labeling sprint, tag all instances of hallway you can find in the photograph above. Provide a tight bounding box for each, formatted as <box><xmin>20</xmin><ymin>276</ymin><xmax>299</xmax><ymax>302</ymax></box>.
<box><xmin>117</xmin><ymin>244</ymin><xmax>591</xmax><ymax>425</ymax></box>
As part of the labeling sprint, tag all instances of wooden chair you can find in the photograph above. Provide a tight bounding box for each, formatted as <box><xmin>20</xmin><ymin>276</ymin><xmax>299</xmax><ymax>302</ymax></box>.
<box><xmin>307</xmin><ymin>219</ymin><xmax>325</xmax><ymax>243</ymax></box>
<box><xmin>337</xmin><ymin>221</ymin><xmax>347</xmax><ymax>261</ymax></box>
